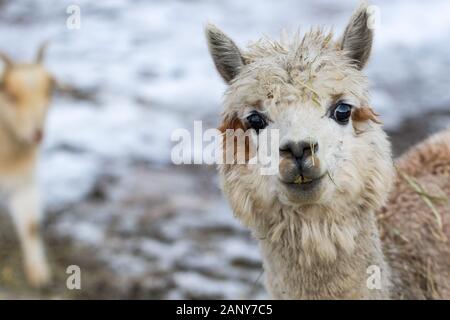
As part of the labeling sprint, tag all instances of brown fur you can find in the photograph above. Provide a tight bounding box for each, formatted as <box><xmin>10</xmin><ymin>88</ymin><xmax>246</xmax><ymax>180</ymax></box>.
<box><xmin>219</xmin><ymin>116</ymin><xmax>253</xmax><ymax>164</ymax></box>
<box><xmin>352</xmin><ymin>106</ymin><xmax>381</xmax><ymax>124</ymax></box>
<box><xmin>379</xmin><ymin>129</ymin><xmax>450</xmax><ymax>299</ymax></box>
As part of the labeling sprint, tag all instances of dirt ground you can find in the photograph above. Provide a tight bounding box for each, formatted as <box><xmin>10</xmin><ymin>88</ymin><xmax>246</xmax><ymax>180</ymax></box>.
<box><xmin>0</xmin><ymin>163</ymin><xmax>263</xmax><ymax>299</ymax></box>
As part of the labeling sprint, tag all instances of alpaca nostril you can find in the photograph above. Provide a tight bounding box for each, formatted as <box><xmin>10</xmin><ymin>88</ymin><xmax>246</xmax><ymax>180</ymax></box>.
<box><xmin>34</xmin><ymin>130</ymin><xmax>43</xmax><ymax>144</ymax></box>
<box><xmin>300</xmin><ymin>143</ymin><xmax>319</xmax><ymax>160</ymax></box>
<box><xmin>312</xmin><ymin>142</ymin><xmax>319</xmax><ymax>154</ymax></box>
<box><xmin>281</xmin><ymin>139</ymin><xmax>319</xmax><ymax>162</ymax></box>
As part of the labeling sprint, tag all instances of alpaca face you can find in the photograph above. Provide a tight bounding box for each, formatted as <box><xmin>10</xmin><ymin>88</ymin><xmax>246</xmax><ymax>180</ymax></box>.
<box><xmin>0</xmin><ymin>46</ymin><xmax>54</xmax><ymax>145</ymax></box>
<box><xmin>207</xmin><ymin>4</ymin><xmax>394</xmax><ymax>215</ymax></box>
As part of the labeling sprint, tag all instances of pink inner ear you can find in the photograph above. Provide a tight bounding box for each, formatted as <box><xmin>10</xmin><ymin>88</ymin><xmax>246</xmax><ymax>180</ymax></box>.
<box><xmin>352</xmin><ymin>106</ymin><xmax>381</xmax><ymax>124</ymax></box>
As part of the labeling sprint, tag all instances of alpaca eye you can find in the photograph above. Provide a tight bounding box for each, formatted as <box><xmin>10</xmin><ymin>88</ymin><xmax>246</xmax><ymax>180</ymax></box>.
<box><xmin>332</xmin><ymin>103</ymin><xmax>352</xmax><ymax>124</ymax></box>
<box><xmin>247</xmin><ymin>112</ymin><xmax>267</xmax><ymax>132</ymax></box>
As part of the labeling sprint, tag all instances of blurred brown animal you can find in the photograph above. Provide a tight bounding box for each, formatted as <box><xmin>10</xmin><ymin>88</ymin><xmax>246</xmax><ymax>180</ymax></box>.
<box><xmin>0</xmin><ymin>43</ymin><xmax>54</xmax><ymax>287</ymax></box>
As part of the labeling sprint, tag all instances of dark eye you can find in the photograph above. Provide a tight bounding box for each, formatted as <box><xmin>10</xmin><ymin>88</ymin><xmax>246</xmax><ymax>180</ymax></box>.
<box><xmin>332</xmin><ymin>103</ymin><xmax>352</xmax><ymax>124</ymax></box>
<box><xmin>247</xmin><ymin>112</ymin><xmax>267</xmax><ymax>132</ymax></box>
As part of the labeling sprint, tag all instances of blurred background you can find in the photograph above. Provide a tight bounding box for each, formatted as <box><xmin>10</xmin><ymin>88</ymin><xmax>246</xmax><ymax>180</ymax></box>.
<box><xmin>0</xmin><ymin>0</ymin><xmax>449</xmax><ymax>299</ymax></box>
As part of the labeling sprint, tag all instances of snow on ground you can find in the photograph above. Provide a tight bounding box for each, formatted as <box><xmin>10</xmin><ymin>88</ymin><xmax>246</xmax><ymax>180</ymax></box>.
<box><xmin>1</xmin><ymin>0</ymin><xmax>449</xmax><ymax>206</ymax></box>
<box><xmin>0</xmin><ymin>0</ymin><xmax>449</xmax><ymax>299</ymax></box>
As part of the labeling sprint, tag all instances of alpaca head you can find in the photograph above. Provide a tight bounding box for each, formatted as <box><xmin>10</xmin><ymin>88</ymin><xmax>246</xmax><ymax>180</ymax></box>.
<box><xmin>207</xmin><ymin>4</ymin><xmax>394</xmax><ymax>222</ymax></box>
<box><xmin>0</xmin><ymin>43</ymin><xmax>54</xmax><ymax>145</ymax></box>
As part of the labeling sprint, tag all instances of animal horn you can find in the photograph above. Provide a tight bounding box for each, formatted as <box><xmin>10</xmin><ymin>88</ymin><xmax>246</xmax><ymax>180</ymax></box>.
<box><xmin>36</xmin><ymin>41</ymin><xmax>49</xmax><ymax>63</ymax></box>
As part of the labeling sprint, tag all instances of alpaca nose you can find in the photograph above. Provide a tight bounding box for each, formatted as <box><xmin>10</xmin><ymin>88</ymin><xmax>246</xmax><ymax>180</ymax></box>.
<box><xmin>34</xmin><ymin>129</ymin><xmax>43</xmax><ymax>144</ymax></box>
<box><xmin>280</xmin><ymin>139</ymin><xmax>321</xmax><ymax>179</ymax></box>
<box><xmin>280</xmin><ymin>139</ymin><xmax>319</xmax><ymax>163</ymax></box>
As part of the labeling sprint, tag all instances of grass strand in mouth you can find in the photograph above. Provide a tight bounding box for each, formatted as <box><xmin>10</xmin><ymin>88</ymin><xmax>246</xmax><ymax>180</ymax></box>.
<box><xmin>294</xmin><ymin>175</ymin><xmax>303</xmax><ymax>185</ymax></box>
<box><xmin>310</xmin><ymin>137</ymin><xmax>316</xmax><ymax>167</ymax></box>
<box><xmin>293</xmin><ymin>174</ymin><xmax>313</xmax><ymax>185</ymax></box>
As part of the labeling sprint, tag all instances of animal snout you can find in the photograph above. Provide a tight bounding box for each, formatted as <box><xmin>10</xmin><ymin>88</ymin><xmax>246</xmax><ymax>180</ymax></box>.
<box><xmin>279</xmin><ymin>139</ymin><xmax>321</xmax><ymax>179</ymax></box>
<box><xmin>281</xmin><ymin>139</ymin><xmax>318</xmax><ymax>164</ymax></box>
<box><xmin>34</xmin><ymin>129</ymin><xmax>44</xmax><ymax>144</ymax></box>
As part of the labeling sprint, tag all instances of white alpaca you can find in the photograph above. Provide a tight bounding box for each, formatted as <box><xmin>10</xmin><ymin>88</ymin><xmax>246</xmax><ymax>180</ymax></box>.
<box><xmin>0</xmin><ymin>44</ymin><xmax>54</xmax><ymax>287</ymax></box>
<box><xmin>206</xmin><ymin>3</ymin><xmax>450</xmax><ymax>299</ymax></box>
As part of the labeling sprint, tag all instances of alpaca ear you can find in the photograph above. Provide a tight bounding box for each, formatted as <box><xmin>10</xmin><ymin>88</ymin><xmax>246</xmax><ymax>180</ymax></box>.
<box><xmin>340</xmin><ymin>3</ymin><xmax>373</xmax><ymax>70</ymax></box>
<box><xmin>36</xmin><ymin>41</ymin><xmax>49</xmax><ymax>64</ymax></box>
<box><xmin>205</xmin><ymin>23</ymin><xmax>245</xmax><ymax>83</ymax></box>
<box><xmin>0</xmin><ymin>52</ymin><xmax>12</xmax><ymax>85</ymax></box>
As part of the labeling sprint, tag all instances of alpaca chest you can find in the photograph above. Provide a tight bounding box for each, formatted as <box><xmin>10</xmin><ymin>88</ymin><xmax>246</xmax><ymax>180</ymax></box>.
<box><xmin>259</xmin><ymin>229</ymin><xmax>391</xmax><ymax>300</ymax></box>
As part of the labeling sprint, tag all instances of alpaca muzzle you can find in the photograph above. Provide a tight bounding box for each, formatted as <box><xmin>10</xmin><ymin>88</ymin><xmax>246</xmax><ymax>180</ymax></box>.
<box><xmin>279</xmin><ymin>139</ymin><xmax>322</xmax><ymax>184</ymax></box>
<box><xmin>34</xmin><ymin>129</ymin><xmax>43</xmax><ymax>144</ymax></box>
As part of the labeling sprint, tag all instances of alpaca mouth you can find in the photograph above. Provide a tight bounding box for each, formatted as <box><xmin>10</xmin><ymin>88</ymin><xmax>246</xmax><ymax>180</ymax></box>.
<box><xmin>293</xmin><ymin>175</ymin><xmax>314</xmax><ymax>184</ymax></box>
<box><xmin>281</xmin><ymin>174</ymin><xmax>325</xmax><ymax>192</ymax></box>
